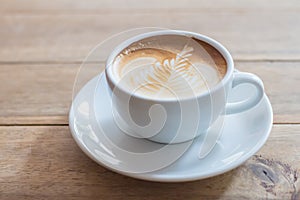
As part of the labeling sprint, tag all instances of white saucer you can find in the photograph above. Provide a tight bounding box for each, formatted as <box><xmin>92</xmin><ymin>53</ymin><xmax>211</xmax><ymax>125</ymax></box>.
<box><xmin>69</xmin><ymin>73</ymin><xmax>273</xmax><ymax>182</ymax></box>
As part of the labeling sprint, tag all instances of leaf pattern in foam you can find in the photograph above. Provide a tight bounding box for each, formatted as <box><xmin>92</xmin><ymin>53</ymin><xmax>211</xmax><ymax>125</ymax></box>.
<box><xmin>132</xmin><ymin>45</ymin><xmax>206</xmax><ymax>96</ymax></box>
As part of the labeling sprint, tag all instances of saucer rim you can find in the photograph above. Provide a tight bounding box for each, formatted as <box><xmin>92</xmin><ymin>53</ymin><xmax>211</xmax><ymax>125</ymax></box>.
<box><xmin>69</xmin><ymin>76</ymin><xmax>273</xmax><ymax>182</ymax></box>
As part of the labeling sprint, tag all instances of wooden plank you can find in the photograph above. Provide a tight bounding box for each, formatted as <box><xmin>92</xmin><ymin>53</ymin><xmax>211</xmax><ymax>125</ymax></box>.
<box><xmin>0</xmin><ymin>12</ymin><xmax>299</xmax><ymax>62</ymax></box>
<box><xmin>236</xmin><ymin>62</ymin><xmax>300</xmax><ymax>124</ymax></box>
<box><xmin>1</xmin><ymin>0</ymin><xmax>300</xmax><ymax>12</ymax></box>
<box><xmin>0</xmin><ymin>125</ymin><xmax>299</xmax><ymax>199</ymax></box>
<box><xmin>0</xmin><ymin>62</ymin><xmax>299</xmax><ymax>124</ymax></box>
<box><xmin>0</xmin><ymin>63</ymin><xmax>101</xmax><ymax>124</ymax></box>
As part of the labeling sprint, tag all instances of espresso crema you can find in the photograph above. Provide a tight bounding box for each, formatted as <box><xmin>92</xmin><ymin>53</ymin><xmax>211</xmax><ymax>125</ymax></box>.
<box><xmin>110</xmin><ymin>35</ymin><xmax>227</xmax><ymax>99</ymax></box>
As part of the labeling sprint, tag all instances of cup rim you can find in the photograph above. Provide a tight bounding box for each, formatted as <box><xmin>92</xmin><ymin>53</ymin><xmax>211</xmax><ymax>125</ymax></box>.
<box><xmin>105</xmin><ymin>30</ymin><xmax>234</xmax><ymax>102</ymax></box>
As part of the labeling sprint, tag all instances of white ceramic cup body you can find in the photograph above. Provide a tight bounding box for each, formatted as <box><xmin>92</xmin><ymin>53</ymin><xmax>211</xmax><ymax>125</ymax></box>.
<box><xmin>105</xmin><ymin>30</ymin><xmax>264</xmax><ymax>144</ymax></box>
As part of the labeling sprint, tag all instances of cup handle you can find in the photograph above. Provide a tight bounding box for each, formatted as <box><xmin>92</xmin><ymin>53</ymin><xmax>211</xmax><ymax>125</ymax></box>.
<box><xmin>226</xmin><ymin>71</ymin><xmax>264</xmax><ymax>114</ymax></box>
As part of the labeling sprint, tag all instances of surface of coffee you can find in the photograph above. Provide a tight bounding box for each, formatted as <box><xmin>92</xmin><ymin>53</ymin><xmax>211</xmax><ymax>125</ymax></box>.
<box><xmin>110</xmin><ymin>34</ymin><xmax>227</xmax><ymax>99</ymax></box>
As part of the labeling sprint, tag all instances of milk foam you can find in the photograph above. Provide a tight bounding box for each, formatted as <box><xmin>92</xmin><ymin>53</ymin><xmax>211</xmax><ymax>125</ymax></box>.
<box><xmin>111</xmin><ymin>35</ymin><xmax>226</xmax><ymax>99</ymax></box>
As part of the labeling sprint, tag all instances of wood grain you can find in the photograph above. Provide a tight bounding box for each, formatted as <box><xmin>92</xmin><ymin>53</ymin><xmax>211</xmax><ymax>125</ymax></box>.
<box><xmin>0</xmin><ymin>63</ymin><xmax>99</xmax><ymax>125</ymax></box>
<box><xmin>0</xmin><ymin>125</ymin><xmax>298</xmax><ymax>199</ymax></box>
<box><xmin>0</xmin><ymin>62</ymin><xmax>299</xmax><ymax>125</ymax></box>
<box><xmin>1</xmin><ymin>0</ymin><xmax>300</xmax><ymax>12</ymax></box>
<box><xmin>0</xmin><ymin>12</ymin><xmax>299</xmax><ymax>62</ymax></box>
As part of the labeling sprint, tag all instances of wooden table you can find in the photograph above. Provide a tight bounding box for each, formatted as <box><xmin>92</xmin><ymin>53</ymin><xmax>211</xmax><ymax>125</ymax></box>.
<box><xmin>0</xmin><ymin>0</ymin><xmax>299</xmax><ymax>199</ymax></box>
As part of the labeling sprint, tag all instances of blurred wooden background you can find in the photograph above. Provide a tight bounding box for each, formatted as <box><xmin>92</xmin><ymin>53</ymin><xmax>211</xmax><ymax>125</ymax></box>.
<box><xmin>0</xmin><ymin>0</ymin><xmax>299</xmax><ymax>199</ymax></box>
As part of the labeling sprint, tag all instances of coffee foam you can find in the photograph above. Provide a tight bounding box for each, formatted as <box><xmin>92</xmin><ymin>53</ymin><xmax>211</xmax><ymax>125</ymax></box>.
<box><xmin>111</xmin><ymin>35</ymin><xmax>227</xmax><ymax>99</ymax></box>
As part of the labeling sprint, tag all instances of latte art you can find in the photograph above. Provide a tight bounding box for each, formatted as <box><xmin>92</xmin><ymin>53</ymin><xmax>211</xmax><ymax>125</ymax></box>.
<box><xmin>111</xmin><ymin>35</ymin><xmax>227</xmax><ymax>99</ymax></box>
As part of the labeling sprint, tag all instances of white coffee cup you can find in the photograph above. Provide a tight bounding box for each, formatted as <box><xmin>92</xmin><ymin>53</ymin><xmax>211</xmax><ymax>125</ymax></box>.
<box><xmin>105</xmin><ymin>30</ymin><xmax>264</xmax><ymax>144</ymax></box>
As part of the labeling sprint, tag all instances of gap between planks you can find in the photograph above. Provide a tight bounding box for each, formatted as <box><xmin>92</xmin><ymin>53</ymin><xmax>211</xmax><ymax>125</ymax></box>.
<box><xmin>0</xmin><ymin>123</ymin><xmax>299</xmax><ymax>126</ymax></box>
<box><xmin>1</xmin><ymin>59</ymin><xmax>300</xmax><ymax>65</ymax></box>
